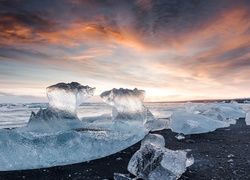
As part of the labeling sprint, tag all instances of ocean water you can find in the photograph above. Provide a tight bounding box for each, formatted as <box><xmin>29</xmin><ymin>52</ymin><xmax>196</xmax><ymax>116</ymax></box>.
<box><xmin>0</xmin><ymin>102</ymin><xmax>185</xmax><ymax>129</ymax></box>
<box><xmin>1</xmin><ymin>102</ymin><xmax>249</xmax><ymax>129</ymax></box>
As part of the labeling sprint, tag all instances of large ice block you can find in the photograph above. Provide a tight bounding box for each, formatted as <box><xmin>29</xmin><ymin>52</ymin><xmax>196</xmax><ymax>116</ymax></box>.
<box><xmin>47</xmin><ymin>82</ymin><xmax>95</xmax><ymax>116</ymax></box>
<box><xmin>0</xmin><ymin>83</ymin><xmax>152</xmax><ymax>171</ymax></box>
<box><xmin>170</xmin><ymin>110</ymin><xmax>230</xmax><ymax>135</ymax></box>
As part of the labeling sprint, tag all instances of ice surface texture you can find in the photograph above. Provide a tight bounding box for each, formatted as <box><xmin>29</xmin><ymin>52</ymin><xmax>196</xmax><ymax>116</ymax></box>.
<box><xmin>100</xmin><ymin>88</ymin><xmax>146</xmax><ymax>120</ymax></box>
<box><xmin>21</xmin><ymin>82</ymin><xmax>96</xmax><ymax>133</ymax></box>
<box><xmin>169</xmin><ymin>101</ymin><xmax>246</xmax><ymax>135</ymax></box>
<box><xmin>186</xmin><ymin>102</ymin><xmax>245</xmax><ymax>121</ymax></box>
<box><xmin>0</xmin><ymin>83</ymin><xmax>151</xmax><ymax>170</ymax></box>
<box><xmin>246</xmin><ymin>111</ymin><xmax>250</xmax><ymax>125</ymax></box>
<box><xmin>170</xmin><ymin>110</ymin><xmax>230</xmax><ymax>135</ymax></box>
<box><xmin>47</xmin><ymin>82</ymin><xmax>95</xmax><ymax>116</ymax></box>
<box><xmin>128</xmin><ymin>133</ymin><xmax>193</xmax><ymax>180</ymax></box>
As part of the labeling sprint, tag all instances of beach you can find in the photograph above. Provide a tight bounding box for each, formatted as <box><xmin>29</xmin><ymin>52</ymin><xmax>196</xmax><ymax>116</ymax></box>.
<box><xmin>0</xmin><ymin>118</ymin><xmax>249</xmax><ymax>180</ymax></box>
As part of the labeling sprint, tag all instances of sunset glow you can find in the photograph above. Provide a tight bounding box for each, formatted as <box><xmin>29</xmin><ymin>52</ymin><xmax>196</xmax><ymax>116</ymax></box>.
<box><xmin>0</xmin><ymin>0</ymin><xmax>250</xmax><ymax>103</ymax></box>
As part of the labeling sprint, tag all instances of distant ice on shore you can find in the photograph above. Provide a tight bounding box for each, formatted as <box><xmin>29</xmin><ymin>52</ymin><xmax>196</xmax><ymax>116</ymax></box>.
<box><xmin>170</xmin><ymin>102</ymin><xmax>246</xmax><ymax>135</ymax></box>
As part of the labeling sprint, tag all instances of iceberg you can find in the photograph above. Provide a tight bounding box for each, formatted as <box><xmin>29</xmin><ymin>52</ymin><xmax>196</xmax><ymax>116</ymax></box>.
<box><xmin>0</xmin><ymin>83</ymin><xmax>152</xmax><ymax>171</ymax></box>
<box><xmin>185</xmin><ymin>102</ymin><xmax>245</xmax><ymax>122</ymax></box>
<box><xmin>170</xmin><ymin>109</ymin><xmax>230</xmax><ymax>135</ymax></box>
<box><xmin>19</xmin><ymin>82</ymin><xmax>96</xmax><ymax>133</ymax></box>
<box><xmin>100</xmin><ymin>88</ymin><xmax>147</xmax><ymax>121</ymax></box>
<box><xmin>128</xmin><ymin>133</ymin><xmax>193</xmax><ymax>180</ymax></box>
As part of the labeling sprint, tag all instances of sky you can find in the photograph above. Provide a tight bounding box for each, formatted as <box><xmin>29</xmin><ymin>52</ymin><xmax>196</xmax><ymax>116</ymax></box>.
<box><xmin>0</xmin><ymin>0</ymin><xmax>250</xmax><ymax>103</ymax></box>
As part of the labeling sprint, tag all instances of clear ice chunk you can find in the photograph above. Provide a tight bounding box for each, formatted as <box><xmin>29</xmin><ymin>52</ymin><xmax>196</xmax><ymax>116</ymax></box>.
<box><xmin>0</xmin><ymin>83</ymin><xmax>152</xmax><ymax>171</ymax></box>
<box><xmin>185</xmin><ymin>102</ymin><xmax>245</xmax><ymax>123</ymax></box>
<box><xmin>128</xmin><ymin>138</ymin><xmax>192</xmax><ymax>180</ymax></box>
<box><xmin>47</xmin><ymin>82</ymin><xmax>95</xmax><ymax>116</ymax></box>
<box><xmin>246</xmin><ymin>111</ymin><xmax>250</xmax><ymax>125</ymax></box>
<box><xmin>144</xmin><ymin>118</ymin><xmax>170</xmax><ymax>132</ymax></box>
<box><xmin>141</xmin><ymin>133</ymin><xmax>165</xmax><ymax>147</ymax></box>
<box><xmin>114</xmin><ymin>173</ymin><xmax>133</xmax><ymax>180</ymax></box>
<box><xmin>170</xmin><ymin>110</ymin><xmax>230</xmax><ymax>135</ymax></box>
<box><xmin>100</xmin><ymin>88</ymin><xmax>147</xmax><ymax>121</ymax></box>
<box><xmin>19</xmin><ymin>82</ymin><xmax>95</xmax><ymax>133</ymax></box>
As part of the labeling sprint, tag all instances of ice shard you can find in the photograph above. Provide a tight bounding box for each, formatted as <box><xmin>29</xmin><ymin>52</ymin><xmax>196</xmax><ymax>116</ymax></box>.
<box><xmin>246</xmin><ymin>111</ymin><xmax>250</xmax><ymax>125</ymax></box>
<box><xmin>0</xmin><ymin>83</ymin><xmax>152</xmax><ymax>171</ymax></box>
<box><xmin>128</xmin><ymin>134</ymin><xmax>193</xmax><ymax>180</ymax></box>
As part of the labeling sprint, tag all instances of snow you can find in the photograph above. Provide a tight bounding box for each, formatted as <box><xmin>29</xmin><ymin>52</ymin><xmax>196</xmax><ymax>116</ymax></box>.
<box><xmin>0</xmin><ymin>83</ymin><xmax>151</xmax><ymax>171</ymax></box>
<box><xmin>128</xmin><ymin>133</ymin><xmax>193</xmax><ymax>180</ymax></box>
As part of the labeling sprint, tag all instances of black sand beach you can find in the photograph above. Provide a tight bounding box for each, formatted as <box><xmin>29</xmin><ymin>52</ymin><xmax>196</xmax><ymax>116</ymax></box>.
<box><xmin>0</xmin><ymin>118</ymin><xmax>249</xmax><ymax>180</ymax></box>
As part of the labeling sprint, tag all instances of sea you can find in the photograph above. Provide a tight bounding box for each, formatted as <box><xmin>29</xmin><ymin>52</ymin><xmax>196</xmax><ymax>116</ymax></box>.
<box><xmin>0</xmin><ymin>102</ymin><xmax>249</xmax><ymax>129</ymax></box>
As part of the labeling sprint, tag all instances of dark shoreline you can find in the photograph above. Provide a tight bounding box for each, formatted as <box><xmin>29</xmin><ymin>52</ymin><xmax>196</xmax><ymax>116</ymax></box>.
<box><xmin>0</xmin><ymin>118</ymin><xmax>249</xmax><ymax>180</ymax></box>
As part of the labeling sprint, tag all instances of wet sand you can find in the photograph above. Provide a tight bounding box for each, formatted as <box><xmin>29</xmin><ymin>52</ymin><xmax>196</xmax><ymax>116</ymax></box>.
<box><xmin>0</xmin><ymin>118</ymin><xmax>249</xmax><ymax>180</ymax></box>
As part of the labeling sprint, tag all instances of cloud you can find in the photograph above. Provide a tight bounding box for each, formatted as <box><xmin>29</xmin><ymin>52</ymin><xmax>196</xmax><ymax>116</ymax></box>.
<box><xmin>1</xmin><ymin>0</ymin><xmax>250</xmax><ymax>102</ymax></box>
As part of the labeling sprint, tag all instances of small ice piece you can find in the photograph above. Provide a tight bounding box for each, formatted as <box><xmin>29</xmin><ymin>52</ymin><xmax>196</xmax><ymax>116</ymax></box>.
<box><xmin>246</xmin><ymin>111</ymin><xmax>250</xmax><ymax>125</ymax></box>
<box><xmin>141</xmin><ymin>134</ymin><xmax>165</xmax><ymax>147</ymax></box>
<box><xmin>116</xmin><ymin>157</ymin><xmax>123</xmax><ymax>161</ymax></box>
<box><xmin>227</xmin><ymin>154</ymin><xmax>235</xmax><ymax>158</ymax></box>
<box><xmin>128</xmin><ymin>137</ymin><xmax>192</xmax><ymax>180</ymax></box>
<box><xmin>114</xmin><ymin>173</ymin><xmax>133</xmax><ymax>180</ymax></box>
<box><xmin>170</xmin><ymin>110</ymin><xmax>230</xmax><ymax>135</ymax></box>
<box><xmin>175</xmin><ymin>133</ymin><xmax>185</xmax><ymax>140</ymax></box>
<box><xmin>144</xmin><ymin>118</ymin><xmax>170</xmax><ymax>132</ymax></box>
<box><xmin>186</xmin><ymin>155</ymin><xmax>194</xmax><ymax>167</ymax></box>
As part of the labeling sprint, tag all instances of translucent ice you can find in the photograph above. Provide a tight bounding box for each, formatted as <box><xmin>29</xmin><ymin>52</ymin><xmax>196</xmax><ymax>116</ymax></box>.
<box><xmin>0</xmin><ymin>83</ymin><xmax>152</xmax><ymax>170</ymax></box>
<box><xmin>144</xmin><ymin>118</ymin><xmax>170</xmax><ymax>132</ymax></box>
<box><xmin>246</xmin><ymin>111</ymin><xmax>250</xmax><ymax>125</ymax></box>
<box><xmin>170</xmin><ymin>110</ymin><xmax>230</xmax><ymax>135</ymax></box>
<box><xmin>20</xmin><ymin>82</ymin><xmax>95</xmax><ymax>133</ymax></box>
<box><xmin>100</xmin><ymin>88</ymin><xmax>146</xmax><ymax>121</ymax></box>
<box><xmin>141</xmin><ymin>133</ymin><xmax>165</xmax><ymax>147</ymax></box>
<box><xmin>114</xmin><ymin>173</ymin><xmax>133</xmax><ymax>180</ymax></box>
<box><xmin>185</xmin><ymin>102</ymin><xmax>245</xmax><ymax>123</ymax></box>
<box><xmin>47</xmin><ymin>82</ymin><xmax>95</xmax><ymax>116</ymax></box>
<box><xmin>96</xmin><ymin>88</ymin><xmax>154</xmax><ymax>132</ymax></box>
<box><xmin>128</xmin><ymin>134</ymin><xmax>192</xmax><ymax>180</ymax></box>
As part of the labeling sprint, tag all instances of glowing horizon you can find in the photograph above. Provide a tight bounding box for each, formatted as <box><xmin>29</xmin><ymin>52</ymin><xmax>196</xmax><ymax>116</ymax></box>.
<box><xmin>1</xmin><ymin>0</ymin><xmax>250</xmax><ymax>103</ymax></box>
